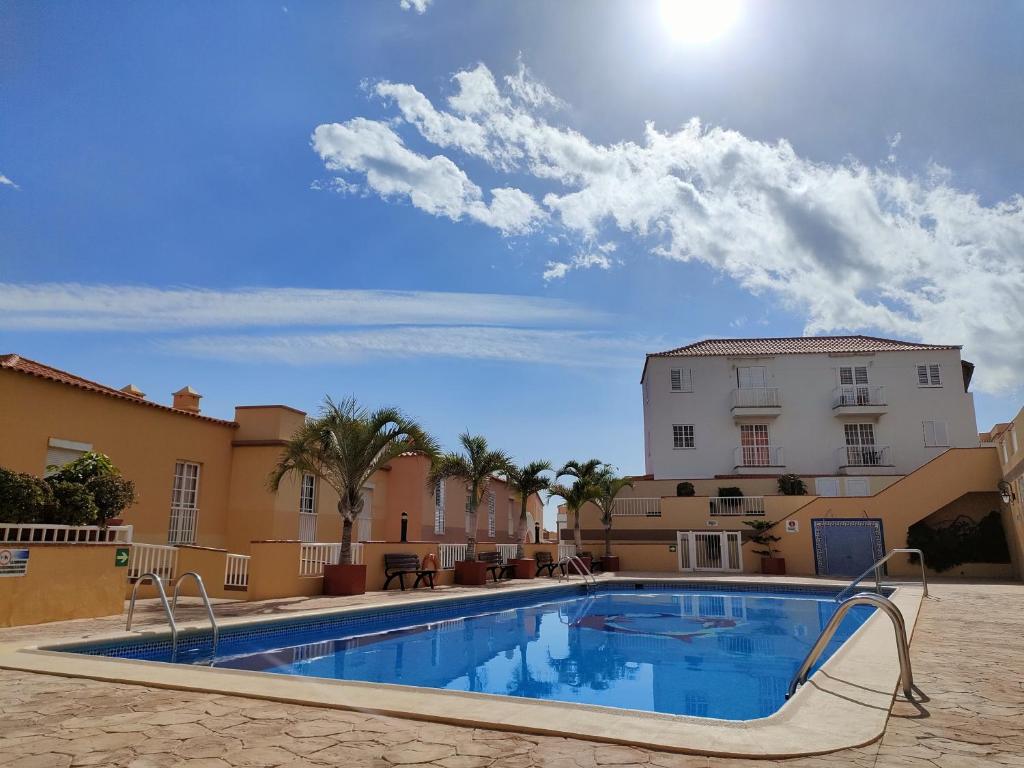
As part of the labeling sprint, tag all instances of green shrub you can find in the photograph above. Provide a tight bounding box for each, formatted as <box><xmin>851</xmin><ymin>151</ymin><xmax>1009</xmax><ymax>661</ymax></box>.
<box><xmin>907</xmin><ymin>511</ymin><xmax>1010</xmax><ymax>572</ymax></box>
<box><xmin>0</xmin><ymin>468</ymin><xmax>53</xmax><ymax>523</ymax></box>
<box><xmin>777</xmin><ymin>474</ymin><xmax>807</xmax><ymax>495</ymax></box>
<box><xmin>717</xmin><ymin>486</ymin><xmax>743</xmax><ymax>497</ymax></box>
<box><xmin>44</xmin><ymin>480</ymin><xmax>100</xmax><ymax>525</ymax></box>
<box><xmin>676</xmin><ymin>482</ymin><xmax>695</xmax><ymax>497</ymax></box>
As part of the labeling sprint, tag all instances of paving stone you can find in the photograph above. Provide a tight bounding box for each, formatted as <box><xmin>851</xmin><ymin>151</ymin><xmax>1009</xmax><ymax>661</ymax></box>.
<box><xmin>383</xmin><ymin>743</ymin><xmax>458</xmax><ymax>764</ymax></box>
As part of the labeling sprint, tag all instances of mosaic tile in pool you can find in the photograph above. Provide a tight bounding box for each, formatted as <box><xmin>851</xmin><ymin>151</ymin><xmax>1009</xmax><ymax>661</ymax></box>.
<box><xmin>61</xmin><ymin>585</ymin><xmax>874</xmax><ymax>720</ymax></box>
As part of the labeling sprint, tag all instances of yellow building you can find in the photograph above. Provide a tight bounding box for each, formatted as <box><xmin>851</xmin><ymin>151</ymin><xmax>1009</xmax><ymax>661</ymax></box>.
<box><xmin>0</xmin><ymin>354</ymin><xmax>543</xmax><ymax>555</ymax></box>
<box><xmin>981</xmin><ymin>411</ymin><xmax>1024</xmax><ymax>575</ymax></box>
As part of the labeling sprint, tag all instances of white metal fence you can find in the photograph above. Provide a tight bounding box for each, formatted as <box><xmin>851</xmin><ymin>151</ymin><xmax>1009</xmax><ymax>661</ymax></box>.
<box><xmin>677</xmin><ymin>531</ymin><xmax>743</xmax><ymax>572</ymax></box>
<box><xmin>734</xmin><ymin>445</ymin><xmax>784</xmax><ymax>467</ymax></box>
<box><xmin>837</xmin><ymin>445</ymin><xmax>893</xmax><ymax>468</ymax></box>
<box><xmin>708</xmin><ymin>496</ymin><xmax>766</xmax><ymax>516</ymax></box>
<box><xmin>732</xmin><ymin>387</ymin><xmax>780</xmax><ymax>408</ymax></box>
<box><xmin>167</xmin><ymin>507</ymin><xmax>198</xmax><ymax>544</ymax></box>
<box><xmin>557</xmin><ymin>543</ymin><xmax>577</xmax><ymax>561</ymax></box>
<box><xmin>0</xmin><ymin>523</ymin><xmax>133</xmax><ymax>544</ymax></box>
<box><xmin>611</xmin><ymin>498</ymin><xmax>661</xmax><ymax>517</ymax></box>
<box><xmin>298</xmin><ymin>512</ymin><xmax>317</xmax><ymax>542</ymax></box>
<box><xmin>298</xmin><ymin>542</ymin><xmax>364</xmax><ymax>577</ymax></box>
<box><xmin>128</xmin><ymin>542</ymin><xmax>178</xmax><ymax>581</ymax></box>
<box><xmin>438</xmin><ymin>543</ymin><xmax>468</xmax><ymax>569</ymax></box>
<box><xmin>224</xmin><ymin>553</ymin><xmax>250</xmax><ymax>589</ymax></box>
<box><xmin>496</xmin><ymin>543</ymin><xmax>519</xmax><ymax>564</ymax></box>
<box><xmin>833</xmin><ymin>385</ymin><xmax>886</xmax><ymax>408</ymax></box>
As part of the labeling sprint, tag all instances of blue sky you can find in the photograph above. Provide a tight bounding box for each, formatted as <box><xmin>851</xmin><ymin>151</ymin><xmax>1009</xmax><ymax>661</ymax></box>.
<box><xmin>2</xmin><ymin>1</ymin><xmax>1022</xmax><ymax>525</ymax></box>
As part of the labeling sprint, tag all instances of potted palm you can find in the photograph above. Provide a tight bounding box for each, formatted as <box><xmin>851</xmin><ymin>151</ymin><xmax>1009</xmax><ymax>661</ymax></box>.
<box><xmin>550</xmin><ymin>459</ymin><xmax>604</xmax><ymax>574</ymax></box>
<box><xmin>271</xmin><ymin>397</ymin><xmax>437</xmax><ymax>596</ymax></box>
<box><xmin>429</xmin><ymin>433</ymin><xmax>512</xmax><ymax>586</ymax></box>
<box><xmin>743</xmin><ymin>519</ymin><xmax>786</xmax><ymax>575</ymax></box>
<box><xmin>593</xmin><ymin>468</ymin><xmax>632</xmax><ymax>572</ymax></box>
<box><xmin>503</xmin><ymin>460</ymin><xmax>552</xmax><ymax>579</ymax></box>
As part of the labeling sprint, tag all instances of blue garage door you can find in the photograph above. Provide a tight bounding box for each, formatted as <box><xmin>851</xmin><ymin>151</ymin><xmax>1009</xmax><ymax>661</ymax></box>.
<box><xmin>812</xmin><ymin>518</ymin><xmax>885</xmax><ymax>577</ymax></box>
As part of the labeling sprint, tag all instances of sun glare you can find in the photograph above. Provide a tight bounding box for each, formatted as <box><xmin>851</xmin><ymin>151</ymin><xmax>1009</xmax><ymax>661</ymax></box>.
<box><xmin>659</xmin><ymin>0</ymin><xmax>743</xmax><ymax>44</ymax></box>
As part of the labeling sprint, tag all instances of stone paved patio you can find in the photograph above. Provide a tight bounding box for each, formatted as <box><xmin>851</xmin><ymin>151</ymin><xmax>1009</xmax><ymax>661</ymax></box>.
<box><xmin>1</xmin><ymin>580</ymin><xmax>1022</xmax><ymax>767</ymax></box>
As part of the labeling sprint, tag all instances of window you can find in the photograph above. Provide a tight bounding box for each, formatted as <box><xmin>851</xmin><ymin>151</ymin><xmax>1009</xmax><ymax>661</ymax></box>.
<box><xmin>922</xmin><ymin>421</ymin><xmax>949</xmax><ymax>448</ymax></box>
<box><xmin>843</xmin><ymin>424</ymin><xmax>879</xmax><ymax>466</ymax></box>
<box><xmin>917</xmin><ymin>363</ymin><xmax>941</xmax><ymax>387</ymax></box>
<box><xmin>838</xmin><ymin>366</ymin><xmax>868</xmax><ymax>385</ymax></box>
<box><xmin>737</xmin><ymin>366</ymin><xmax>767</xmax><ymax>389</ymax></box>
<box><xmin>44</xmin><ymin>438</ymin><xmax>92</xmax><ymax>476</ymax></box>
<box><xmin>739</xmin><ymin>424</ymin><xmax>771</xmax><ymax>465</ymax></box>
<box><xmin>670</xmin><ymin>368</ymin><xmax>693</xmax><ymax>392</ymax></box>
<box><xmin>433</xmin><ymin>480</ymin><xmax>445</xmax><ymax>534</ymax></box>
<box><xmin>1002</xmin><ymin>440</ymin><xmax>1010</xmax><ymax>464</ymax></box>
<box><xmin>487</xmin><ymin>491</ymin><xmax>496</xmax><ymax>537</ymax></box>
<box><xmin>1012</xmin><ymin>428</ymin><xmax>1019</xmax><ymax>455</ymax></box>
<box><xmin>299</xmin><ymin>474</ymin><xmax>316</xmax><ymax>515</ymax></box>
<box><xmin>169</xmin><ymin>461</ymin><xmax>200</xmax><ymax>544</ymax></box>
<box><xmin>672</xmin><ymin>424</ymin><xmax>695</xmax><ymax>449</ymax></box>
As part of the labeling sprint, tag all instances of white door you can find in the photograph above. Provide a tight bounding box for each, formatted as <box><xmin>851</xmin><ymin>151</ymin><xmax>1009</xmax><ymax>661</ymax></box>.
<box><xmin>815</xmin><ymin>477</ymin><xmax>840</xmax><ymax>497</ymax></box>
<box><xmin>844</xmin><ymin>478</ymin><xmax>870</xmax><ymax>497</ymax></box>
<box><xmin>677</xmin><ymin>530</ymin><xmax>743</xmax><ymax>572</ymax></box>
<box><xmin>356</xmin><ymin>488</ymin><xmax>374</xmax><ymax>541</ymax></box>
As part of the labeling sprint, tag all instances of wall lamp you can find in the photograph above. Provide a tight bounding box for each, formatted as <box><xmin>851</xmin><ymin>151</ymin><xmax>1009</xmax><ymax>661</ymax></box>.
<box><xmin>998</xmin><ymin>480</ymin><xmax>1016</xmax><ymax>504</ymax></box>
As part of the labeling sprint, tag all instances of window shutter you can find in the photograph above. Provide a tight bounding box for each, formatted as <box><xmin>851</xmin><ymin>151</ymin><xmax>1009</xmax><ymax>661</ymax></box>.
<box><xmin>680</xmin><ymin>368</ymin><xmax>693</xmax><ymax>392</ymax></box>
<box><xmin>839</xmin><ymin>367</ymin><xmax>853</xmax><ymax>385</ymax></box>
<box><xmin>928</xmin><ymin>364</ymin><xmax>941</xmax><ymax>385</ymax></box>
<box><xmin>434</xmin><ymin>481</ymin><xmax>445</xmax><ymax>534</ymax></box>
<box><xmin>487</xmin><ymin>492</ymin><xmax>496</xmax><ymax>537</ymax></box>
<box><xmin>44</xmin><ymin>446</ymin><xmax>86</xmax><ymax>475</ymax></box>
<box><xmin>923</xmin><ymin>421</ymin><xmax>935</xmax><ymax>446</ymax></box>
<box><xmin>854</xmin><ymin>366</ymin><xmax>868</xmax><ymax>384</ymax></box>
<box><xmin>917</xmin><ymin>365</ymin><xmax>929</xmax><ymax>385</ymax></box>
<box><xmin>670</xmin><ymin>369</ymin><xmax>682</xmax><ymax>391</ymax></box>
<box><xmin>935</xmin><ymin>421</ymin><xmax>948</xmax><ymax>446</ymax></box>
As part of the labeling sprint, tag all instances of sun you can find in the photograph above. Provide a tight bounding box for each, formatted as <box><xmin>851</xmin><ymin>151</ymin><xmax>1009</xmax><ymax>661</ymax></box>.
<box><xmin>659</xmin><ymin>0</ymin><xmax>743</xmax><ymax>44</ymax></box>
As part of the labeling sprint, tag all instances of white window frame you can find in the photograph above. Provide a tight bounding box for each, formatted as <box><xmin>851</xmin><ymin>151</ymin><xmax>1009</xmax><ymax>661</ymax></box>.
<box><xmin>487</xmin><ymin>491</ymin><xmax>496</xmax><ymax>538</ymax></box>
<box><xmin>672</xmin><ymin>424</ymin><xmax>695</xmax><ymax>449</ymax></box>
<box><xmin>737</xmin><ymin>366</ymin><xmax>767</xmax><ymax>389</ymax></box>
<box><xmin>916</xmin><ymin>363</ymin><xmax>942</xmax><ymax>387</ymax></box>
<box><xmin>299</xmin><ymin>473</ymin><xmax>317</xmax><ymax>515</ymax></box>
<box><xmin>433</xmin><ymin>480</ymin><xmax>445</xmax><ymax>535</ymax></box>
<box><xmin>169</xmin><ymin>461</ymin><xmax>200</xmax><ymax>545</ymax></box>
<box><xmin>838</xmin><ymin>366</ymin><xmax>869</xmax><ymax>385</ymax></box>
<box><xmin>923</xmin><ymin>421</ymin><xmax>950</xmax><ymax>448</ymax></box>
<box><xmin>670</xmin><ymin>368</ymin><xmax>693</xmax><ymax>393</ymax></box>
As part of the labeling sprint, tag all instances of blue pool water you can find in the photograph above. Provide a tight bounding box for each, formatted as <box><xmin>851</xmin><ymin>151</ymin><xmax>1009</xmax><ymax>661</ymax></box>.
<box><xmin>67</xmin><ymin>585</ymin><xmax>873</xmax><ymax>720</ymax></box>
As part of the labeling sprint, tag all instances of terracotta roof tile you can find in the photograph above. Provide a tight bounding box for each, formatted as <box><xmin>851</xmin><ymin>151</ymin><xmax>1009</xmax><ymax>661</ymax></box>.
<box><xmin>0</xmin><ymin>353</ymin><xmax>237</xmax><ymax>427</ymax></box>
<box><xmin>649</xmin><ymin>335</ymin><xmax>960</xmax><ymax>358</ymax></box>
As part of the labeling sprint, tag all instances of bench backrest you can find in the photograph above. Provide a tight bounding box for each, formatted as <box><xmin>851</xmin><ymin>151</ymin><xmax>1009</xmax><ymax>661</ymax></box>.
<box><xmin>478</xmin><ymin>551</ymin><xmax>501</xmax><ymax>564</ymax></box>
<box><xmin>535</xmin><ymin>551</ymin><xmax>553</xmax><ymax>564</ymax></box>
<box><xmin>384</xmin><ymin>553</ymin><xmax>420</xmax><ymax>571</ymax></box>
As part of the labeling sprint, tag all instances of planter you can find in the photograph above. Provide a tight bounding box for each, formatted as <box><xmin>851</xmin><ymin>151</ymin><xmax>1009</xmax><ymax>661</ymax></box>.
<box><xmin>761</xmin><ymin>557</ymin><xmax>786</xmax><ymax>575</ymax></box>
<box><xmin>509</xmin><ymin>558</ymin><xmax>535</xmax><ymax>579</ymax></box>
<box><xmin>600</xmin><ymin>555</ymin><xmax>620</xmax><ymax>572</ymax></box>
<box><xmin>323</xmin><ymin>563</ymin><xmax>367</xmax><ymax>596</ymax></box>
<box><xmin>454</xmin><ymin>560</ymin><xmax>489</xmax><ymax>586</ymax></box>
<box><xmin>104</xmin><ymin>518</ymin><xmax>124</xmax><ymax>527</ymax></box>
<box><xmin>569</xmin><ymin>555</ymin><xmax>592</xmax><ymax>575</ymax></box>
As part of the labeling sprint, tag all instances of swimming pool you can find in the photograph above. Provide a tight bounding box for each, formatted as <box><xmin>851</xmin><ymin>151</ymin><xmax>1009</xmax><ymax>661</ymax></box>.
<box><xmin>64</xmin><ymin>583</ymin><xmax>874</xmax><ymax>720</ymax></box>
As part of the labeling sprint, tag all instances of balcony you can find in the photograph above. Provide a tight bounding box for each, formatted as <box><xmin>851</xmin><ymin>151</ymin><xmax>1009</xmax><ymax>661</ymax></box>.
<box><xmin>836</xmin><ymin>445</ymin><xmax>895</xmax><ymax>475</ymax></box>
<box><xmin>709</xmin><ymin>495</ymin><xmax>766</xmax><ymax>516</ymax></box>
<box><xmin>731</xmin><ymin>387</ymin><xmax>782</xmax><ymax>418</ymax></box>
<box><xmin>832</xmin><ymin>385</ymin><xmax>888</xmax><ymax>417</ymax></box>
<box><xmin>733</xmin><ymin>445</ymin><xmax>784</xmax><ymax>473</ymax></box>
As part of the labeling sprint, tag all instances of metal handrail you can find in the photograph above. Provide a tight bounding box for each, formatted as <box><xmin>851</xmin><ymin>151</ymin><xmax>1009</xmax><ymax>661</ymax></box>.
<box><xmin>171</xmin><ymin>571</ymin><xmax>220</xmax><ymax>655</ymax></box>
<box><xmin>835</xmin><ymin>548</ymin><xmax>928</xmax><ymax>602</ymax></box>
<box><xmin>556</xmin><ymin>555</ymin><xmax>597</xmax><ymax>590</ymax></box>
<box><xmin>787</xmin><ymin>592</ymin><xmax>914</xmax><ymax>700</ymax></box>
<box><xmin>126</xmin><ymin>571</ymin><xmax>178</xmax><ymax>654</ymax></box>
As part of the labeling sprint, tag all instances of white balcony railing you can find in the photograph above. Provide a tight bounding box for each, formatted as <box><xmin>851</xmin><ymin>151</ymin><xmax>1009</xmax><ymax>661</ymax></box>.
<box><xmin>298</xmin><ymin>542</ymin><xmax>363</xmax><ymax>576</ymax></box>
<box><xmin>167</xmin><ymin>506</ymin><xmax>198</xmax><ymax>545</ymax></box>
<box><xmin>557</xmin><ymin>543</ymin><xmax>577</xmax><ymax>561</ymax></box>
<box><xmin>611</xmin><ymin>497</ymin><xmax>662</xmax><ymax>517</ymax></box>
<box><xmin>709</xmin><ymin>496</ymin><xmax>766</xmax><ymax>516</ymax></box>
<box><xmin>734</xmin><ymin>445</ymin><xmax>784</xmax><ymax>467</ymax></box>
<box><xmin>496</xmin><ymin>543</ymin><xmax>519</xmax><ymax>564</ymax></box>
<box><xmin>0</xmin><ymin>523</ymin><xmax>133</xmax><ymax>544</ymax></box>
<box><xmin>298</xmin><ymin>512</ymin><xmax>317</xmax><ymax>542</ymax></box>
<box><xmin>732</xmin><ymin>388</ymin><xmax>781</xmax><ymax>409</ymax></box>
<box><xmin>224</xmin><ymin>553</ymin><xmax>250</xmax><ymax>589</ymax></box>
<box><xmin>837</xmin><ymin>445</ymin><xmax>893</xmax><ymax>468</ymax></box>
<box><xmin>128</xmin><ymin>542</ymin><xmax>178</xmax><ymax>581</ymax></box>
<box><xmin>439</xmin><ymin>543</ymin><xmax>468</xmax><ymax>569</ymax></box>
<box><xmin>833</xmin><ymin>385</ymin><xmax>886</xmax><ymax>408</ymax></box>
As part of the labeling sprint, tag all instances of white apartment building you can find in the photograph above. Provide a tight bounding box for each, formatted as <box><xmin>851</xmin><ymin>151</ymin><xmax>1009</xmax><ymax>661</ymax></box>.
<box><xmin>641</xmin><ymin>336</ymin><xmax>979</xmax><ymax>484</ymax></box>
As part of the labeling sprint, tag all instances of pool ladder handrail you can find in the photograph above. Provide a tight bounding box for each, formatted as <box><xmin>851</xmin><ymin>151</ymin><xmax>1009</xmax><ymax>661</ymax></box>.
<box><xmin>171</xmin><ymin>571</ymin><xmax>220</xmax><ymax>656</ymax></box>
<box><xmin>556</xmin><ymin>555</ymin><xmax>597</xmax><ymax>591</ymax></box>
<box><xmin>786</xmin><ymin>592</ymin><xmax>914</xmax><ymax>701</ymax></box>
<box><xmin>835</xmin><ymin>548</ymin><xmax>928</xmax><ymax>602</ymax></box>
<box><xmin>126</xmin><ymin>571</ymin><xmax>178</xmax><ymax>653</ymax></box>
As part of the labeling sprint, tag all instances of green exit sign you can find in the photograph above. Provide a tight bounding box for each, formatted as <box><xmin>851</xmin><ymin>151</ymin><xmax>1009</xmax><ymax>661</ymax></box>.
<box><xmin>115</xmin><ymin>547</ymin><xmax>130</xmax><ymax>567</ymax></box>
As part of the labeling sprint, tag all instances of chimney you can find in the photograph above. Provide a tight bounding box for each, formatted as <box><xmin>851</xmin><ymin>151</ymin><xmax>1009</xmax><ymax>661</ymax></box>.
<box><xmin>120</xmin><ymin>384</ymin><xmax>146</xmax><ymax>399</ymax></box>
<box><xmin>172</xmin><ymin>386</ymin><xmax>202</xmax><ymax>414</ymax></box>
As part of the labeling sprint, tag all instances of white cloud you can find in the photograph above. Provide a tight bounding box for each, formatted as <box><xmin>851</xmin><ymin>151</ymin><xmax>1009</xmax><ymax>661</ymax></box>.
<box><xmin>315</xmin><ymin>63</ymin><xmax>1024</xmax><ymax>394</ymax></box>
<box><xmin>399</xmin><ymin>0</ymin><xmax>431</xmax><ymax>13</ymax></box>
<box><xmin>543</xmin><ymin>247</ymin><xmax>615</xmax><ymax>282</ymax></box>
<box><xmin>165</xmin><ymin>326</ymin><xmax>640</xmax><ymax>368</ymax></box>
<box><xmin>0</xmin><ymin>174</ymin><xmax>19</xmax><ymax>190</ymax></box>
<box><xmin>0</xmin><ymin>284</ymin><xmax>600</xmax><ymax>331</ymax></box>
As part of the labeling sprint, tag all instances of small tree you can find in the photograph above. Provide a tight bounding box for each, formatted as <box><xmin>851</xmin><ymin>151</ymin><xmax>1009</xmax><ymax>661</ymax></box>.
<box><xmin>743</xmin><ymin>519</ymin><xmax>782</xmax><ymax>559</ymax></box>
<box><xmin>777</xmin><ymin>474</ymin><xmax>807</xmax><ymax>496</ymax></box>
<box><xmin>503</xmin><ymin>460</ymin><xmax>552</xmax><ymax>560</ymax></box>
<box><xmin>551</xmin><ymin>458</ymin><xmax>605</xmax><ymax>551</ymax></box>
<box><xmin>270</xmin><ymin>397</ymin><xmax>437</xmax><ymax>565</ymax></box>
<box><xmin>593</xmin><ymin>469</ymin><xmax>633</xmax><ymax>558</ymax></box>
<box><xmin>428</xmin><ymin>433</ymin><xmax>512</xmax><ymax>561</ymax></box>
<box><xmin>0</xmin><ymin>468</ymin><xmax>53</xmax><ymax>523</ymax></box>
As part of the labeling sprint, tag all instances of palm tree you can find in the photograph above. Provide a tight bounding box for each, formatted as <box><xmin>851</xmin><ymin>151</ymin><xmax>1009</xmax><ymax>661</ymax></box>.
<box><xmin>428</xmin><ymin>433</ymin><xmax>512</xmax><ymax>561</ymax></box>
<box><xmin>593</xmin><ymin>468</ymin><xmax>633</xmax><ymax>559</ymax></box>
<box><xmin>550</xmin><ymin>458</ymin><xmax>605</xmax><ymax>551</ymax></box>
<box><xmin>503</xmin><ymin>460</ymin><xmax>552</xmax><ymax>559</ymax></box>
<box><xmin>270</xmin><ymin>397</ymin><xmax>437</xmax><ymax>565</ymax></box>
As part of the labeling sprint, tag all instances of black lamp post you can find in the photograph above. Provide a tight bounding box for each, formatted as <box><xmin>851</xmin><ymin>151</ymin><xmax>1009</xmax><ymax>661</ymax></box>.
<box><xmin>400</xmin><ymin>511</ymin><xmax>408</xmax><ymax>542</ymax></box>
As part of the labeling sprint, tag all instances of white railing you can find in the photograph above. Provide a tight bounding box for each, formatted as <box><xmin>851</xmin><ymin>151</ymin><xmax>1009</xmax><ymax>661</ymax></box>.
<box><xmin>734</xmin><ymin>445</ymin><xmax>784</xmax><ymax>467</ymax></box>
<box><xmin>439</xmin><ymin>543</ymin><xmax>468</xmax><ymax>569</ymax></box>
<box><xmin>833</xmin><ymin>385</ymin><xmax>886</xmax><ymax>408</ymax></box>
<box><xmin>224</xmin><ymin>553</ymin><xmax>250</xmax><ymax>589</ymax></box>
<box><xmin>732</xmin><ymin>388</ymin><xmax>781</xmax><ymax>408</ymax></box>
<box><xmin>0</xmin><ymin>523</ymin><xmax>133</xmax><ymax>544</ymax></box>
<box><xmin>709</xmin><ymin>496</ymin><xmax>766</xmax><ymax>516</ymax></box>
<box><xmin>298</xmin><ymin>512</ymin><xmax>317</xmax><ymax>542</ymax></box>
<box><xmin>128</xmin><ymin>542</ymin><xmax>178</xmax><ymax>581</ymax></box>
<box><xmin>298</xmin><ymin>542</ymin><xmax>363</xmax><ymax>577</ymax></box>
<box><xmin>496</xmin><ymin>543</ymin><xmax>519</xmax><ymax>564</ymax></box>
<box><xmin>611</xmin><ymin>497</ymin><xmax>662</xmax><ymax>517</ymax></box>
<box><xmin>167</xmin><ymin>506</ymin><xmax>198</xmax><ymax>545</ymax></box>
<box><xmin>557</xmin><ymin>543</ymin><xmax>577</xmax><ymax>561</ymax></box>
<box><xmin>837</xmin><ymin>445</ymin><xmax>893</xmax><ymax>468</ymax></box>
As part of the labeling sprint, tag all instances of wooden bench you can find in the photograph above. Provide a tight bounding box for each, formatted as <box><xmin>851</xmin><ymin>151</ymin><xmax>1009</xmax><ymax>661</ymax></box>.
<box><xmin>478</xmin><ymin>551</ymin><xmax>513</xmax><ymax>581</ymax></box>
<box><xmin>534</xmin><ymin>551</ymin><xmax>563</xmax><ymax>577</ymax></box>
<box><xmin>383</xmin><ymin>553</ymin><xmax>435</xmax><ymax>591</ymax></box>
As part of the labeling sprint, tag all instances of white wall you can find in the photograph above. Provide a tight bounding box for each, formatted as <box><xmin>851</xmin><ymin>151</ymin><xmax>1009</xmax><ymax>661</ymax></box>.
<box><xmin>641</xmin><ymin>348</ymin><xmax>978</xmax><ymax>479</ymax></box>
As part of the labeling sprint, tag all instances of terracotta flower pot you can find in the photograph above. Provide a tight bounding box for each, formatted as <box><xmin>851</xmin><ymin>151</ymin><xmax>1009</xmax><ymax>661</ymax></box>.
<box><xmin>509</xmin><ymin>558</ymin><xmax>536</xmax><ymax>579</ymax></box>
<box><xmin>761</xmin><ymin>557</ymin><xmax>786</xmax><ymax>576</ymax></box>
<box><xmin>570</xmin><ymin>556</ymin><xmax>592</xmax><ymax>575</ymax></box>
<box><xmin>454</xmin><ymin>560</ymin><xmax>489</xmax><ymax>586</ymax></box>
<box><xmin>601</xmin><ymin>555</ymin><xmax>620</xmax><ymax>572</ymax></box>
<box><xmin>104</xmin><ymin>518</ymin><xmax>124</xmax><ymax>527</ymax></box>
<box><xmin>323</xmin><ymin>563</ymin><xmax>367</xmax><ymax>596</ymax></box>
